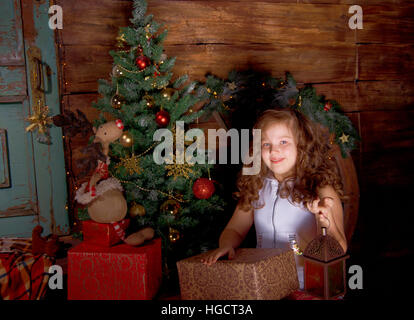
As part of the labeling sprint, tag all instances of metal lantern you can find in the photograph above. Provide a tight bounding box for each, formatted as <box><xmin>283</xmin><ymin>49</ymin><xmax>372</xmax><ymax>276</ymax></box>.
<box><xmin>303</xmin><ymin>227</ymin><xmax>349</xmax><ymax>300</ymax></box>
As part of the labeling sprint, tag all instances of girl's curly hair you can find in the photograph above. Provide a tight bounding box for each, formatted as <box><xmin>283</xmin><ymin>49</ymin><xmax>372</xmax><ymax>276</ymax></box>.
<box><xmin>234</xmin><ymin>108</ymin><xmax>343</xmax><ymax>211</ymax></box>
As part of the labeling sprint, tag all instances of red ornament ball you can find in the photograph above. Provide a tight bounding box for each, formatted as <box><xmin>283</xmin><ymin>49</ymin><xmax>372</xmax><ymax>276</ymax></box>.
<box><xmin>136</xmin><ymin>55</ymin><xmax>150</xmax><ymax>70</ymax></box>
<box><xmin>155</xmin><ymin>110</ymin><xmax>170</xmax><ymax>127</ymax></box>
<box><xmin>324</xmin><ymin>101</ymin><xmax>333</xmax><ymax>112</ymax></box>
<box><xmin>193</xmin><ymin>178</ymin><xmax>215</xmax><ymax>199</ymax></box>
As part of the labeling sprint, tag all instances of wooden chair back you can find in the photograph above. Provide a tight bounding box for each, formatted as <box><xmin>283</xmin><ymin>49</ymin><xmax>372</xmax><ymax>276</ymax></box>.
<box><xmin>331</xmin><ymin>142</ymin><xmax>360</xmax><ymax>243</ymax></box>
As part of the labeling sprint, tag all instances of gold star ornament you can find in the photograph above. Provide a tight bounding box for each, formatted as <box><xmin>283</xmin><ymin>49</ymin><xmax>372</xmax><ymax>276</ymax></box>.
<box><xmin>25</xmin><ymin>103</ymin><xmax>53</xmax><ymax>134</ymax></box>
<box><xmin>165</xmin><ymin>152</ymin><xmax>194</xmax><ymax>180</ymax></box>
<box><xmin>227</xmin><ymin>82</ymin><xmax>237</xmax><ymax>90</ymax></box>
<box><xmin>117</xmin><ymin>154</ymin><xmax>143</xmax><ymax>175</ymax></box>
<box><xmin>116</xmin><ymin>33</ymin><xmax>127</xmax><ymax>48</ymax></box>
<box><xmin>339</xmin><ymin>133</ymin><xmax>349</xmax><ymax>144</ymax></box>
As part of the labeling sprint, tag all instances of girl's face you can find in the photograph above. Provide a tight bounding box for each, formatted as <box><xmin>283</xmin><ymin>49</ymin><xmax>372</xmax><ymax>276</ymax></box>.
<box><xmin>261</xmin><ymin>122</ymin><xmax>297</xmax><ymax>182</ymax></box>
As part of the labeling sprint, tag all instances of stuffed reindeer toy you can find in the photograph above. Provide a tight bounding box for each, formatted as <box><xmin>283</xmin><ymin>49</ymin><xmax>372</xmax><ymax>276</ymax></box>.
<box><xmin>53</xmin><ymin>111</ymin><xmax>154</xmax><ymax>246</ymax></box>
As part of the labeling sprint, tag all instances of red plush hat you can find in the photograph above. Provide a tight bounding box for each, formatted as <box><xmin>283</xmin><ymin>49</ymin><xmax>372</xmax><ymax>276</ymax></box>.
<box><xmin>115</xmin><ymin>119</ymin><xmax>124</xmax><ymax>130</ymax></box>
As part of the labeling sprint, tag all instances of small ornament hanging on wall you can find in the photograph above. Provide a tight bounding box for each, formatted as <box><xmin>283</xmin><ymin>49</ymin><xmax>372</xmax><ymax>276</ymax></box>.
<box><xmin>26</xmin><ymin>101</ymin><xmax>53</xmax><ymax>135</ymax></box>
<box><xmin>25</xmin><ymin>100</ymin><xmax>53</xmax><ymax>144</ymax></box>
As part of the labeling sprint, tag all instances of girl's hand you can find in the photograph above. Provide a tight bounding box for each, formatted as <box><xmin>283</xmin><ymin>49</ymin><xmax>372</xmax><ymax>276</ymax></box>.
<box><xmin>306</xmin><ymin>197</ymin><xmax>334</xmax><ymax>229</ymax></box>
<box><xmin>201</xmin><ymin>246</ymin><xmax>235</xmax><ymax>266</ymax></box>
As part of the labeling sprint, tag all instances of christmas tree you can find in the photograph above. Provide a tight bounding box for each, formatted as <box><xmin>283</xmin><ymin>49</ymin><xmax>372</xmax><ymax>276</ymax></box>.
<box><xmin>90</xmin><ymin>0</ymin><xmax>226</xmax><ymax>277</ymax></box>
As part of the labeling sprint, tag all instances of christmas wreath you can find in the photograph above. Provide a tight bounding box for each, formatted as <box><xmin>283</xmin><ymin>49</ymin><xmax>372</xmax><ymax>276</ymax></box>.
<box><xmin>201</xmin><ymin>70</ymin><xmax>360</xmax><ymax>158</ymax></box>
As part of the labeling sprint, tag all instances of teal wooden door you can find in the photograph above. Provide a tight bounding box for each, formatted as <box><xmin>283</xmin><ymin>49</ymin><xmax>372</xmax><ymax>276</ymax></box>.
<box><xmin>0</xmin><ymin>0</ymin><xmax>69</xmax><ymax>237</ymax></box>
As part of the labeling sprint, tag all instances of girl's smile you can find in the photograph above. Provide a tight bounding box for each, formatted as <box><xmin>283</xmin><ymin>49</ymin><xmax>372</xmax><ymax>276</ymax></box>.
<box><xmin>270</xmin><ymin>158</ymin><xmax>284</xmax><ymax>164</ymax></box>
<box><xmin>261</xmin><ymin>122</ymin><xmax>297</xmax><ymax>181</ymax></box>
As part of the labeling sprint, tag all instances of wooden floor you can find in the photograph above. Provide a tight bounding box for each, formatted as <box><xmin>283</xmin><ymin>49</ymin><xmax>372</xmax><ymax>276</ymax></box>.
<box><xmin>43</xmin><ymin>235</ymin><xmax>412</xmax><ymax>301</ymax></box>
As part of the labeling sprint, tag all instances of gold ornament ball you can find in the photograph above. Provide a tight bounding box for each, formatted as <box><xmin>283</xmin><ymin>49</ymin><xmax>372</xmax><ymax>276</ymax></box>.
<box><xmin>161</xmin><ymin>88</ymin><xmax>175</xmax><ymax>100</ymax></box>
<box><xmin>169</xmin><ymin>227</ymin><xmax>181</xmax><ymax>243</ymax></box>
<box><xmin>161</xmin><ymin>199</ymin><xmax>180</xmax><ymax>216</ymax></box>
<box><xmin>143</xmin><ymin>95</ymin><xmax>155</xmax><ymax>108</ymax></box>
<box><xmin>129</xmin><ymin>203</ymin><xmax>146</xmax><ymax>218</ymax></box>
<box><xmin>111</xmin><ymin>94</ymin><xmax>125</xmax><ymax>109</ymax></box>
<box><xmin>120</xmin><ymin>131</ymin><xmax>134</xmax><ymax>147</ymax></box>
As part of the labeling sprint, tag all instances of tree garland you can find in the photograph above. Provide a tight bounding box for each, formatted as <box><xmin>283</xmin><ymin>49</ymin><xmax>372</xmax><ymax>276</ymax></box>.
<box><xmin>201</xmin><ymin>70</ymin><xmax>360</xmax><ymax>158</ymax></box>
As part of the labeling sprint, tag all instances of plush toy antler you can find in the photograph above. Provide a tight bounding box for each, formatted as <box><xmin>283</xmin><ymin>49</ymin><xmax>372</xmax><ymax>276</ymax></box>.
<box><xmin>52</xmin><ymin>109</ymin><xmax>93</xmax><ymax>138</ymax></box>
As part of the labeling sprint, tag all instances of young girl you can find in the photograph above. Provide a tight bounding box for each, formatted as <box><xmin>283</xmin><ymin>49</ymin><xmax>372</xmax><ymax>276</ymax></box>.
<box><xmin>202</xmin><ymin>108</ymin><xmax>347</xmax><ymax>289</ymax></box>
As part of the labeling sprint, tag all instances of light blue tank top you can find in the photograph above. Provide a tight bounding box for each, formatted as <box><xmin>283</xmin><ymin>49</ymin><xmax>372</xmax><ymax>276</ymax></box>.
<box><xmin>253</xmin><ymin>176</ymin><xmax>317</xmax><ymax>289</ymax></box>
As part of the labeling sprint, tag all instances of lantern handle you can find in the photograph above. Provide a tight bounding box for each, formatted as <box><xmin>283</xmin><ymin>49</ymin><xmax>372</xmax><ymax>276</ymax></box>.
<box><xmin>318</xmin><ymin>210</ymin><xmax>330</xmax><ymax>232</ymax></box>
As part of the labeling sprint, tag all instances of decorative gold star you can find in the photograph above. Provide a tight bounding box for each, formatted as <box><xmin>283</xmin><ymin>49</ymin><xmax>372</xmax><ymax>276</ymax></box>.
<box><xmin>339</xmin><ymin>133</ymin><xmax>349</xmax><ymax>144</ymax></box>
<box><xmin>117</xmin><ymin>154</ymin><xmax>142</xmax><ymax>175</ymax></box>
<box><xmin>165</xmin><ymin>152</ymin><xmax>194</xmax><ymax>180</ymax></box>
<box><xmin>145</xmin><ymin>24</ymin><xmax>152</xmax><ymax>40</ymax></box>
<box><xmin>25</xmin><ymin>103</ymin><xmax>53</xmax><ymax>134</ymax></box>
<box><xmin>116</xmin><ymin>33</ymin><xmax>126</xmax><ymax>42</ymax></box>
<box><xmin>116</xmin><ymin>33</ymin><xmax>127</xmax><ymax>48</ymax></box>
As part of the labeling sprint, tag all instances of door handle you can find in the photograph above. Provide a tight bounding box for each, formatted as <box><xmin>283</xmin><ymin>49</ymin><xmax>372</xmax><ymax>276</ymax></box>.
<box><xmin>33</xmin><ymin>57</ymin><xmax>44</xmax><ymax>92</ymax></box>
<box><xmin>0</xmin><ymin>129</ymin><xmax>10</xmax><ymax>188</ymax></box>
<box><xmin>27</xmin><ymin>46</ymin><xmax>45</xmax><ymax>111</ymax></box>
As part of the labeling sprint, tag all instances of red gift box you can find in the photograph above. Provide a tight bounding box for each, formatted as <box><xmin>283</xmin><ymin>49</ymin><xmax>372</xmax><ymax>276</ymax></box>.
<box><xmin>82</xmin><ymin>219</ymin><xmax>129</xmax><ymax>247</ymax></box>
<box><xmin>68</xmin><ymin>238</ymin><xmax>162</xmax><ymax>300</ymax></box>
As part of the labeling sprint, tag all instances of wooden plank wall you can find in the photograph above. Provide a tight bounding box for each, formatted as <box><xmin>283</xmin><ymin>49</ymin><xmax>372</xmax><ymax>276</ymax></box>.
<box><xmin>55</xmin><ymin>0</ymin><xmax>413</xmax><ymax>266</ymax></box>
